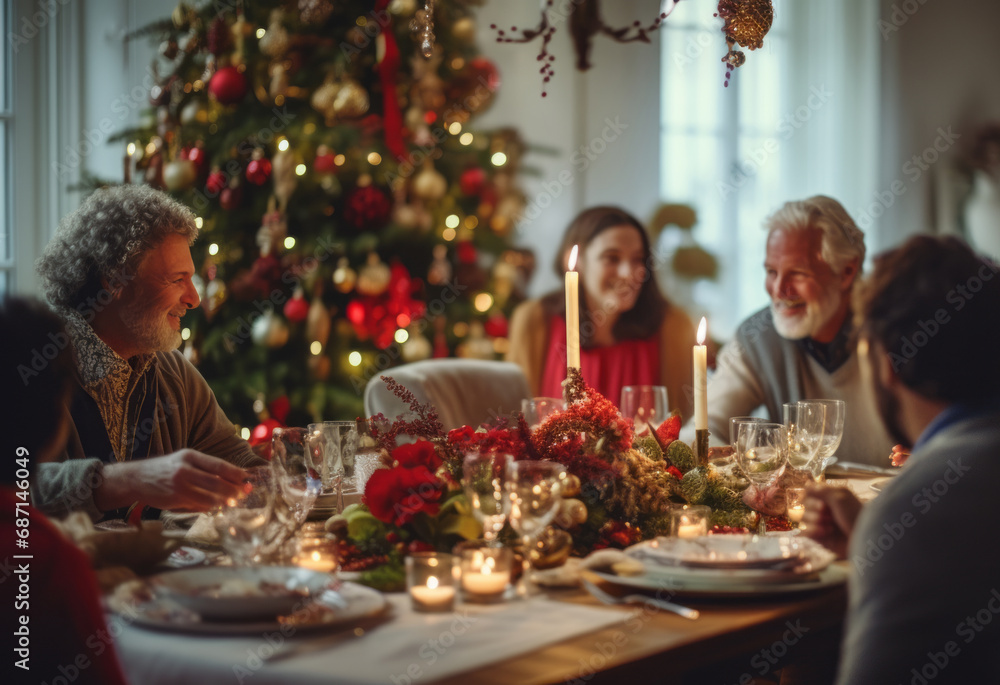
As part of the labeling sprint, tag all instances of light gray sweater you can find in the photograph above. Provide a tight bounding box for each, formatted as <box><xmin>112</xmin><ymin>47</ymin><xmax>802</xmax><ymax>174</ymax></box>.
<box><xmin>681</xmin><ymin>308</ymin><xmax>894</xmax><ymax>466</ymax></box>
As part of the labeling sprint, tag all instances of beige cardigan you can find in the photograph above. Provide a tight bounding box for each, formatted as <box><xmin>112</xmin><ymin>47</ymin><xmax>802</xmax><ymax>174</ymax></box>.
<box><xmin>506</xmin><ymin>298</ymin><xmax>696</xmax><ymax>421</ymax></box>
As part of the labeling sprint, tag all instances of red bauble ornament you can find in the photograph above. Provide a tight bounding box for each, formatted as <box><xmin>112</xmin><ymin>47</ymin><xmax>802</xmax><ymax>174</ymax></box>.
<box><xmin>186</xmin><ymin>144</ymin><xmax>208</xmax><ymax>177</ymax></box>
<box><xmin>283</xmin><ymin>291</ymin><xmax>309</xmax><ymax>323</ymax></box>
<box><xmin>246</xmin><ymin>157</ymin><xmax>272</xmax><ymax>185</ymax></box>
<box><xmin>208</xmin><ymin>66</ymin><xmax>248</xmax><ymax>105</ymax></box>
<box><xmin>205</xmin><ymin>169</ymin><xmax>227</xmax><ymax>196</ymax></box>
<box><xmin>219</xmin><ymin>185</ymin><xmax>242</xmax><ymax>210</ymax></box>
<box><xmin>456</xmin><ymin>241</ymin><xmax>478</xmax><ymax>265</ymax></box>
<box><xmin>459</xmin><ymin>167</ymin><xmax>487</xmax><ymax>197</ymax></box>
<box><xmin>468</xmin><ymin>57</ymin><xmax>501</xmax><ymax>91</ymax></box>
<box><xmin>313</xmin><ymin>146</ymin><xmax>337</xmax><ymax>175</ymax></box>
<box><xmin>484</xmin><ymin>312</ymin><xmax>508</xmax><ymax>338</ymax></box>
<box><xmin>249</xmin><ymin>418</ymin><xmax>282</xmax><ymax>459</ymax></box>
<box><xmin>267</xmin><ymin>396</ymin><xmax>291</xmax><ymax>425</ymax></box>
<box><xmin>251</xmin><ymin>255</ymin><xmax>283</xmax><ymax>292</ymax></box>
<box><xmin>343</xmin><ymin>185</ymin><xmax>392</xmax><ymax>230</ymax></box>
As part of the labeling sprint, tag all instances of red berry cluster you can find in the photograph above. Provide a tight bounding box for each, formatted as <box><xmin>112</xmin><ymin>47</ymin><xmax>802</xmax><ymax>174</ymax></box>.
<box><xmin>710</xmin><ymin>525</ymin><xmax>749</xmax><ymax>535</ymax></box>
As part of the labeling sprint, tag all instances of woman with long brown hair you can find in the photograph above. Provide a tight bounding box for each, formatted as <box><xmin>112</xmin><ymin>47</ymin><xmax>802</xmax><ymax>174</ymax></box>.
<box><xmin>507</xmin><ymin>206</ymin><xmax>695</xmax><ymax>419</ymax></box>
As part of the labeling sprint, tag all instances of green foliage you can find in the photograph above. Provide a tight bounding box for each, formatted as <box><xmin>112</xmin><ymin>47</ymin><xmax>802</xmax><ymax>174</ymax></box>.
<box><xmin>680</xmin><ymin>467</ymin><xmax>707</xmax><ymax>504</ymax></box>
<box><xmin>666</xmin><ymin>440</ymin><xmax>697</xmax><ymax>473</ymax></box>
<box><xmin>633</xmin><ymin>435</ymin><xmax>663</xmax><ymax>461</ymax></box>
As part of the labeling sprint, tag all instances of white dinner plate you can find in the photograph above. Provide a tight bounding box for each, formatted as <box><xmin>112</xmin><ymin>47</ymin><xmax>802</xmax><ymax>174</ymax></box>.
<box><xmin>150</xmin><ymin>566</ymin><xmax>333</xmax><ymax>620</ymax></box>
<box><xmin>586</xmin><ymin>563</ymin><xmax>848</xmax><ymax>598</ymax></box>
<box><xmin>627</xmin><ymin>534</ymin><xmax>808</xmax><ymax>570</ymax></box>
<box><xmin>111</xmin><ymin>577</ymin><xmax>387</xmax><ymax>635</ymax></box>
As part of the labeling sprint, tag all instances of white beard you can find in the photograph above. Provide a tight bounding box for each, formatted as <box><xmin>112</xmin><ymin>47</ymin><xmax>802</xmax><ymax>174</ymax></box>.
<box><xmin>120</xmin><ymin>299</ymin><xmax>182</xmax><ymax>354</ymax></box>
<box><xmin>771</xmin><ymin>286</ymin><xmax>842</xmax><ymax>340</ymax></box>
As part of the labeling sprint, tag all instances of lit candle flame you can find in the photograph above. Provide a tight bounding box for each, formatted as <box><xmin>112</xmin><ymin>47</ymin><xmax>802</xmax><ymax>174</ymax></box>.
<box><xmin>568</xmin><ymin>244</ymin><xmax>579</xmax><ymax>272</ymax></box>
<box><xmin>697</xmin><ymin>317</ymin><xmax>707</xmax><ymax>344</ymax></box>
<box><xmin>427</xmin><ymin>576</ymin><xmax>439</xmax><ymax>589</ymax></box>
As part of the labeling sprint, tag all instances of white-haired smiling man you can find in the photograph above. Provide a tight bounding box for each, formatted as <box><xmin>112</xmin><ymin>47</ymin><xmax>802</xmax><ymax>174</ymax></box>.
<box><xmin>33</xmin><ymin>185</ymin><xmax>261</xmax><ymax>521</ymax></box>
<box><xmin>681</xmin><ymin>195</ymin><xmax>894</xmax><ymax>466</ymax></box>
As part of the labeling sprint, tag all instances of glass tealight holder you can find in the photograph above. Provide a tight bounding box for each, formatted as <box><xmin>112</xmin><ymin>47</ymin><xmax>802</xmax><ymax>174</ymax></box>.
<box><xmin>406</xmin><ymin>552</ymin><xmax>458</xmax><ymax>612</ymax></box>
<box><xmin>670</xmin><ymin>504</ymin><xmax>710</xmax><ymax>539</ymax></box>
<box><xmin>785</xmin><ymin>487</ymin><xmax>807</xmax><ymax>528</ymax></box>
<box><xmin>291</xmin><ymin>533</ymin><xmax>339</xmax><ymax>573</ymax></box>
<box><xmin>454</xmin><ymin>541</ymin><xmax>512</xmax><ymax>603</ymax></box>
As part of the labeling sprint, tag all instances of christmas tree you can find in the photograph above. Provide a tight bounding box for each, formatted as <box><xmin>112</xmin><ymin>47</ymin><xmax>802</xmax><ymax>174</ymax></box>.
<box><xmin>106</xmin><ymin>0</ymin><xmax>532</xmax><ymax>442</ymax></box>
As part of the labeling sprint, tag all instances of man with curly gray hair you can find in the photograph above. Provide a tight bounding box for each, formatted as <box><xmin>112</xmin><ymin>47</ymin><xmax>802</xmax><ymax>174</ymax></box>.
<box><xmin>33</xmin><ymin>185</ymin><xmax>259</xmax><ymax>521</ymax></box>
<box><xmin>680</xmin><ymin>195</ymin><xmax>894</xmax><ymax>467</ymax></box>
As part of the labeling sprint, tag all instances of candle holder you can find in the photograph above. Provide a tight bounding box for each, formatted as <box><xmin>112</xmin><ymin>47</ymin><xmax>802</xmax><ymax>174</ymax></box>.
<box><xmin>406</xmin><ymin>552</ymin><xmax>457</xmax><ymax>612</ymax></box>
<box><xmin>291</xmin><ymin>534</ymin><xmax>339</xmax><ymax>573</ymax></box>
<box><xmin>785</xmin><ymin>487</ymin><xmax>806</xmax><ymax>528</ymax></box>
<box><xmin>669</xmin><ymin>504</ymin><xmax>710</xmax><ymax>539</ymax></box>
<box><xmin>695</xmin><ymin>429</ymin><xmax>710</xmax><ymax>467</ymax></box>
<box><xmin>454</xmin><ymin>541</ymin><xmax>512</xmax><ymax>603</ymax></box>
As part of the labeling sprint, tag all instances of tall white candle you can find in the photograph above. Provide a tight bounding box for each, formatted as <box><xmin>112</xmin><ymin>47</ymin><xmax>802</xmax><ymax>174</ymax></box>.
<box><xmin>565</xmin><ymin>245</ymin><xmax>581</xmax><ymax>371</ymax></box>
<box><xmin>694</xmin><ymin>317</ymin><xmax>708</xmax><ymax>430</ymax></box>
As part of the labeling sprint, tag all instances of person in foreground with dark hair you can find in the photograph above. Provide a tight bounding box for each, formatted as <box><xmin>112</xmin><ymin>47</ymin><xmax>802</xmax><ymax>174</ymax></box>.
<box><xmin>33</xmin><ymin>184</ymin><xmax>259</xmax><ymax>521</ymax></box>
<box><xmin>804</xmin><ymin>235</ymin><xmax>1000</xmax><ymax>684</ymax></box>
<box><xmin>1</xmin><ymin>296</ymin><xmax>129</xmax><ymax>685</ymax></box>
<box><xmin>506</xmin><ymin>206</ymin><xmax>696</xmax><ymax>419</ymax></box>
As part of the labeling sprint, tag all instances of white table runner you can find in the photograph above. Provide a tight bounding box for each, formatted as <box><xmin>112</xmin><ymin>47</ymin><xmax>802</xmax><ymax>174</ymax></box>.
<box><xmin>114</xmin><ymin>593</ymin><xmax>625</xmax><ymax>685</ymax></box>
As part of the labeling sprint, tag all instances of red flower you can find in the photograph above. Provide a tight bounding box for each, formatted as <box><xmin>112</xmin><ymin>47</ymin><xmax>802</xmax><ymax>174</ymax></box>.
<box><xmin>365</xmin><ymin>465</ymin><xmax>444</xmax><ymax>526</ymax></box>
<box><xmin>666</xmin><ymin>465</ymin><xmax>684</xmax><ymax>481</ymax></box>
<box><xmin>391</xmin><ymin>440</ymin><xmax>443</xmax><ymax>471</ymax></box>
<box><xmin>447</xmin><ymin>426</ymin><xmax>478</xmax><ymax>447</ymax></box>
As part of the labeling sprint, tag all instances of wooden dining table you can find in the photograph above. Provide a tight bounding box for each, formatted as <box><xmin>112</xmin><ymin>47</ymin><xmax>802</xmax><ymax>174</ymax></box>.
<box><xmin>112</xmin><ymin>475</ymin><xmax>881</xmax><ymax>685</ymax></box>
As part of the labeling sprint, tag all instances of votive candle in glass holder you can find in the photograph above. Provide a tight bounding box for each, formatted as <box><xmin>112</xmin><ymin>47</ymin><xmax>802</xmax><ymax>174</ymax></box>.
<box><xmin>786</xmin><ymin>487</ymin><xmax>807</xmax><ymax>527</ymax></box>
<box><xmin>455</xmin><ymin>542</ymin><xmax>512</xmax><ymax>603</ymax></box>
<box><xmin>406</xmin><ymin>552</ymin><xmax>457</xmax><ymax>612</ymax></box>
<box><xmin>670</xmin><ymin>504</ymin><xmax>710</xmax><ymax>539</ymax></box>
<box><xmin>292</xmin><ymin>535</ymin><xmax>338</xmax><ymax>573</ymax></box>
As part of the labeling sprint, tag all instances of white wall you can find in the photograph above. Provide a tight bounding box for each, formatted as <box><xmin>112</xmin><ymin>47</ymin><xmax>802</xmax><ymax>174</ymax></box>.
<box><xmin>874</xmin><ymin>0</ymin><xmax>1000</xmax><ymax>253</ymax></box>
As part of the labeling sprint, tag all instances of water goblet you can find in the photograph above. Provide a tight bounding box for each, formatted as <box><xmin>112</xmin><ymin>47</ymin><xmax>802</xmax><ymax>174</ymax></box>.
<box><xmin>504</xmin><ymin>460</ymin><xmax>567</xmax><ymax>596</ymax></box>
<box><xmin>271</xmin><ymin>427</ymin><xmax>322</xmax><ymax>528</ymax></box>
<box><xmin>462</xmin><ymin>451</ymin><xmax>512</xmax><ymax>545</ymax></box>
<box><xmin>620</xmin><ymin>385</ymin><xmax>669</xmax><ymax>437</ymax></box>
<box><xmin>736</xmin><ymin>421</ymin><xmax>788</xmax><ymax>534</ymax></box>
<box><xmin>307</xmin><ymin>421</ymin><xmax>358</xmax><ymax>514</ymax></box>
<box><xmin>213</xmin><ymin>466</ymin><xmax>282</xmax><ymax>565</ymax></box>
<box><xmin>521</xmin><ymin>397</ymin><xmax>566</xmax><ymax>429</ymax></box>
<box><xmin>782</xmin><ymin>402</ymin><xmax>826</xmax><ymax>473</ymax></box>
<box><xmin>729</xmin><ymin>416</ymin><xmax>766</xmax><ymax>457</ymax></box>
<box><xmin>798</xmin><ymin>399</ymin><xmax>845</xmax><ymax>480</ymax></box>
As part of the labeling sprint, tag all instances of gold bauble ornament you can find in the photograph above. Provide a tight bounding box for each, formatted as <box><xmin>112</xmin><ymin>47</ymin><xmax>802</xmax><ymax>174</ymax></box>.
<box><xmin>310</xmin><ymin>81</ymin><xmax>341</xmax><ymax>121</ymax></box>
<box><xmin>305</xmin><ymin>296</ymin><xmax>331</xmax><ymax>346</ymax></box>
<box><xmin>401</xmin><ymin>326</ymin><xmax>432</xmax><ymax>362</ymax></box>
<box><xmin>357</xmin><ymin>253</ymin><xmax>391</xmax><ymax>296</ymax></box>
<box><xmin>530</xmin><ymin>527</ymin><xmax>573</xmax><ymax>570</ymax></box>
<box><xmin>389</xmin><ymin>0</ymin><xmax>417</xmax><ymax>15</ymax></box>
<box><xmin>203</xmin><ymin>278</ymin><xmax>227</xmax><ymax>321</ymax></box>
<box><xmin>258</xmin><ymin>9</ymin><xmax>290</xmax><ymax>57</ymax></box>
<box><xmin>163</xmin><ymin>159</ymin><xmax>197</xmax><ymax>191</ymax></box>
<box><xmin>332</xmin><ymin>79</ymin><xmax>370</xmax><ymax>119</ymax></box>
<box><xmin>411</xmin><ymin>160</ymin><xmax>447</xmax><ymax>201</ymax></box>
<box><xmin>718</xmin><ymin>0</ymin><xmax>773</xmax><ymax>50</ymax></box>
<box><xmin>332</xmin><ymin>257</ymin><xmax>357</xmax><ymax>293</ymax></box>
<box><xmin>251</xmin><ymin>311</ymin><xmax>290</xmax><ymax>348</ymax></box>
<box><xmin>451</xmin><ymin>17</ymin><xmax>476</xmax><ymax>44</ymax></box>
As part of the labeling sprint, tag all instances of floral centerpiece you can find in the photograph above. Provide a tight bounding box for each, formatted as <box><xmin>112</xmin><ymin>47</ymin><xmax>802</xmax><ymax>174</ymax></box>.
<box><xmin>330</xmin><ymin>372</ymin><xmax>773</xmax><ymax>591</ymax></box>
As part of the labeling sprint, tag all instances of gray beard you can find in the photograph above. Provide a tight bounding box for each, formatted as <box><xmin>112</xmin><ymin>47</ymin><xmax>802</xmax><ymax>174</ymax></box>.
<box><xmin>119</xmin><ymin>299</ymin><xmax>181</xmax><ymax>355</ymax></box>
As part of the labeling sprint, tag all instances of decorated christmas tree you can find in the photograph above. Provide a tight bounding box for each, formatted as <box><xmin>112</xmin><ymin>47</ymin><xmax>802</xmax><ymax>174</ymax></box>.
<box><xmin>105</xmin><ymin>0</ymin><xmax>532</xmax><ymax>441</ymax></box>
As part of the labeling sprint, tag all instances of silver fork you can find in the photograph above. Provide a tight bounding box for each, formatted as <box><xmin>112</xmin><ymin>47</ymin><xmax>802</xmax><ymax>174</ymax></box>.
<box><xmin>581</xmin><ymin>578</ymin><xmax>700</xmax><ymax>620</ymax></box>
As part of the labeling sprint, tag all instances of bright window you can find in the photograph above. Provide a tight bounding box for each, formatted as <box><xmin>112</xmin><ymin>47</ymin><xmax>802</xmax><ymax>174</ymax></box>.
<box><xmin>659</xmin><ymin>1</ymin><xmax>879</xmax><ymax>338</ymax></box>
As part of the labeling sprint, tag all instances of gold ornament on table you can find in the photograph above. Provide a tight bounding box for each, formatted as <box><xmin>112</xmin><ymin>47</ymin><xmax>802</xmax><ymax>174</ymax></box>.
<box><xmin>332</xmin><ymin>257</ymin><xmax>358</xmax><ymax>294</ymax></box>
<box><xmin>357</xmin><ymin>252</ymin><xmax>391</xmax><ymax>297</ymax></box>
<box><xmin>716</xmin><ymin>0</ymin><xmax>773</xmax><ymax>85</ymax></box>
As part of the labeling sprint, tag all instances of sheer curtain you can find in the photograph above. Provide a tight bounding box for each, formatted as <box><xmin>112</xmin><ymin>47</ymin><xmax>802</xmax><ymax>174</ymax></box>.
<box><xmin>658</xmin><ymin>0</ymin><xmax>880</xmax><ymax>338</ymax></box>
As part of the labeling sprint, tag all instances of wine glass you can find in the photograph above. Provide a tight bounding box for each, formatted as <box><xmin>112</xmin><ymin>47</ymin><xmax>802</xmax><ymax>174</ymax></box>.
<box><xmin>798</xmin><ymin>399</ymin><xmax>845</xmax><ymax>480</ymax></box>
<box><xmin>729</xmin><ymin>416</ymin><xmax>765</xmax><ymax>457</ymax></box>
<box><xmin>271</xmin><ymin>427</ymin><xmax>322</xmax><ymax>528</ymax></box>
<box><xmin>736</xmin><ymin>421</ymin><xmax>788</xmax><ymax>534</ymax></box>
<box><xmin>462</xmin><ymin>452</ymin><xmax>512</xmax><ymax>545</ymax></box>
<box><xmin>620</xmin><ymin>385</ymin><xmax>669</xmax><ymax>437</ymax></box>
<box><xmin>307</xmin><ymin>421</ymin><xmax>358</xmax><ymax>514</ymax></box>
<box><xmin>504</xmin><ymin>460</ymin><xmax>567</xmax><ymax>596</ymax></box>
<box><xmin>782</xmin><ymin>402</ymin><xmax>826</xmax><ymax>473</ymax></box>
<box><xmin>521</xmin><ymin>397</ymin><xmax>566</xmax><ymax>429</ymax></box>
<box><xmin>213</xmin><ymin>466</ymin><xmax>282</xmax><ymax>565</ymax></box>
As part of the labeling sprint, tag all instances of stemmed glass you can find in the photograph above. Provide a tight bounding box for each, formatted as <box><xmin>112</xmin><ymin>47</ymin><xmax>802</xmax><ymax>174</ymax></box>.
<box><xmin>307</xmin><ymin>421</ymin><xmax>358</xmax><ymax>514</ymax></box>
<box><xmin>213</xmin><ymin>466</ymin><xmax>283</xmax><ymax>565</ymax></box>
<box><xmin>504</xmin><ymin>460</ymin><xmax>567</xmax><ymax>596</ymax></box>
<box><xmin>782</xmin><ymin>402</ymin><xmax>826</xmax><ymax>474</ymax></box>
<box><xmin>271</xmin><ymin>427</ymin><xmax>322</xmax><ymax>528</ymax></box>
<box><xmin>620</xmin><ymin>386</ymin><xmax>669</xmax><ymax>437</ymax></box>
<box><xmin>798</xmin><ymin>400</ymin><xmax>845</xmax><ymax>481</ymax></box>
<box><xmin>735</xmin><ymin>421</ymin><xmax>788</xmax><ymax>534</ymax></box>
<box><xmin>729</xmin><ymin>416</ymin><xmax>766</xmax><ymax>456</ymax></box>
<box><xmin>462</xmin><ymin>452</ymin><xmax>512</xmax><ymax>546</ymax></box>
<box><xmin>521</xmin><ymin>397</ymin><xmax>566</xmax><ymax>429</ymax></box>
